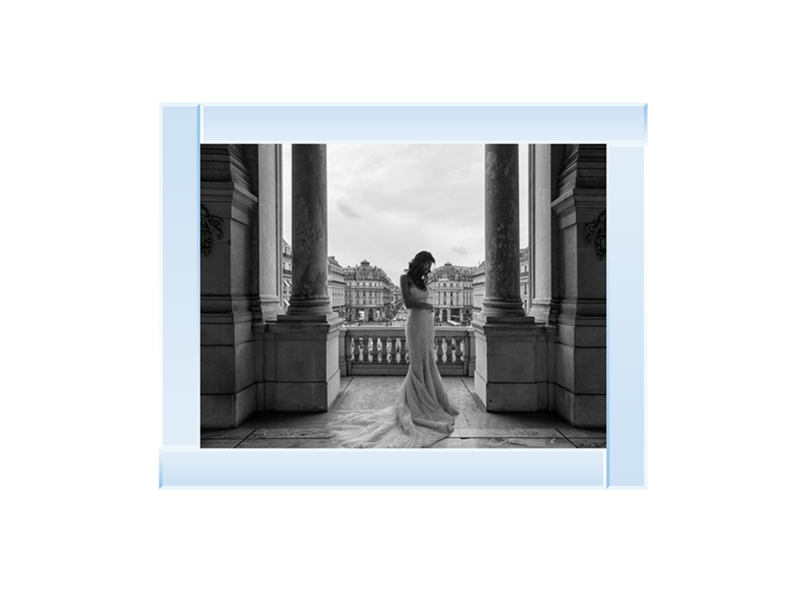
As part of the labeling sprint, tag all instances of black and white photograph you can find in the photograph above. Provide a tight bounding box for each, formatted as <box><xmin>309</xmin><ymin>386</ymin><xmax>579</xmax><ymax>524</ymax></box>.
<box><xmin>4</xmin><ymin>2</ymin><xmax>802</xmax><ymax>602</ymax></box>
<box><xmin>200</xmin><ymin>143</ymin><xmax>606</xmax><ymax>449</ymax></box>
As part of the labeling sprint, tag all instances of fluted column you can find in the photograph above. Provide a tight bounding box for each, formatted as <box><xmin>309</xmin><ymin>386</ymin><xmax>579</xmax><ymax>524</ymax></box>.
<box><xmin>286</xmin><ymin>144</ymin><xmax>333</xmax><ymax>317</ymax></box>
<box><xmin>482</xmin><ymin>144</ymin><xmax>525</xmax><ymax>318</ymax></box>
<box><xmin>528</xmin><ymin>144</ymin><xmax>552</xmax><ymax>323</ymax></box>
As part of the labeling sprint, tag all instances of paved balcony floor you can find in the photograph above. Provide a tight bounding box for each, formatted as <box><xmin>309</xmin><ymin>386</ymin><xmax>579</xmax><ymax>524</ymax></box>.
<box><xmin>201</xmin><ymin>376</ymin><xmax>606</xmax><ymax>449</ymax></box>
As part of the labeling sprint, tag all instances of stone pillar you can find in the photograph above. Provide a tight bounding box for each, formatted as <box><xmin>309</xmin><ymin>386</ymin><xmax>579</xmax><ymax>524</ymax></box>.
<box><xmin>473</xmin><ymin>145</ymin><xmax>550</xmax><ymax>412</ymax></box>
<box><xmin>251</xmin><ymin>144</ymin><xmax>283</xmax><ymax>323</ymax></box>
<box><xmin>271</xmin><ymin>145</ymin><xmax>342</xmax><ymax>411</ymax></box>
<box><xmin>528</xmin><ymin>144</ymin><xmax>553</xmax><ymax>324</ymax></box>
<box><xmin>250</xmin><ymin>145</ymin><xmax>284</xmax><ymax>412</ymax></box>
<box><xmin>286</xmin><ymin>145</ymin><xmax>333</xmax><ymax>317</ymax></box>
<box><xmin>482</xmin><ymin>145</ymin><xmax>525</xmax><ymax>318</ymax></box>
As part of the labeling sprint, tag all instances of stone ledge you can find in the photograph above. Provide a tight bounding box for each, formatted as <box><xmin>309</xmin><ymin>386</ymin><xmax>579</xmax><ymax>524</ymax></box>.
<box><xmin>274</xmin><ymin>313</ymin><xmax>342</xmax><ymax>328</ymax></box>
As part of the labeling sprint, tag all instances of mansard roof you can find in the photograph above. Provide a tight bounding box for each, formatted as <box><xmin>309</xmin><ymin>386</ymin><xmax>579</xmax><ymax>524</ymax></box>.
<box><xmin>433</xmin><ymin>262</ymin><xmax>474</xmax><ymax>280</ymax></box>
<box><xmin>349</xmin><ymin>259</ymin><xmax>390</xmax><ymax>281</ymax></box>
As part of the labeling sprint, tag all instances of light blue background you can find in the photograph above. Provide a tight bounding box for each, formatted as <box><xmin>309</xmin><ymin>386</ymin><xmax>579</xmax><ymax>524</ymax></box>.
<box><xmin>161</xmin><ymin>104</ymin><xmax>646</xmax><ymax>488</ymax></box>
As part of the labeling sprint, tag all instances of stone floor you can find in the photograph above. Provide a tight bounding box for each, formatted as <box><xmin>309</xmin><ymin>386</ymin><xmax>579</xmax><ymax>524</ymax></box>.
<box><xmin>201</xmin><ymin>376</ymin><xmax>606</xmax><ymax>449</ymax></box>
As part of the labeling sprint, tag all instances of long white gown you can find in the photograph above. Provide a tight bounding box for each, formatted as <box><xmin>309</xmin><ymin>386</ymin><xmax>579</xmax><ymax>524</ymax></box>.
<box><xmin>329</xmin><ymin>283</ymin><xmax>460</xmax><ymax>448</ymax></box>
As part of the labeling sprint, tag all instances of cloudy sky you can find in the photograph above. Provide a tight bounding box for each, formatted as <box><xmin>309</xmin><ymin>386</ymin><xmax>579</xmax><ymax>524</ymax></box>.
<box><xmin>281</xmin><ymin>144</ymin><xmax>529</xmax><ymax>280</ymax></box>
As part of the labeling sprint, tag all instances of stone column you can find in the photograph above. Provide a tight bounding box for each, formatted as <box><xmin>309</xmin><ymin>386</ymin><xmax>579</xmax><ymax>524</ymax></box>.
<box><xmin>482</xmin><ymin>145</ymin><xmax>525</xmax><ymax>318</ymax></box>
<box><xmin>250</xmin><ymin>145</ymin><xmax>284</xmax><ymax>413</ymax></box>
<box><xmin>473</xmin><ymin>145</ymin><xmax>550</xmax><ymax>412</ymax></box>
<box><xmin>285</xmin><ymin>144</ymin><xmax>333</xmax><ymax>317</ymax></box>
<box><xmin>271</xmin><ymin>144</ymin><xmax>342</xmax><ymax>412</ymax></box>
<box><xmin>251</xmin><ymin>144</ymin><xmax>283</xmax><ymax>323</ymax></box>
<box><xmin>528</xmin><ymin>144</ymin><xmax>552</xmax><ymax>324</ymax></box>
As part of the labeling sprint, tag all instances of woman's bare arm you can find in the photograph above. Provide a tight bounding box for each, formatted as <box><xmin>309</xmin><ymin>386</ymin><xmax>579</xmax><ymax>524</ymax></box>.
<box><xmin>400</xmin><ymin>274</ymin><xmax>433</xmax><ymax>310</ymax></box>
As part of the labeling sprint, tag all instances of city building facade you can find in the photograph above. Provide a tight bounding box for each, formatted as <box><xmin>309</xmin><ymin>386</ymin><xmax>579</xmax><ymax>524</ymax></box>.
<box><xmin>344</xmin><ymin>260</ymin><xmax>394</xmax><ymax>323</ymax></box>
<box><xmin>431</xmin><ymin>262</ymin><xmax>474</xmax><ymax>325</ymax></box>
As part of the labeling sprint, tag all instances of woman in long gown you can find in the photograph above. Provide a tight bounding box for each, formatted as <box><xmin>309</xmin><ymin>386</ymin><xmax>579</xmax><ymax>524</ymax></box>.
<box><xmin>329</xmin><ymin>251</ymin><xmax>460</xmax><ymax>448</ymax></box>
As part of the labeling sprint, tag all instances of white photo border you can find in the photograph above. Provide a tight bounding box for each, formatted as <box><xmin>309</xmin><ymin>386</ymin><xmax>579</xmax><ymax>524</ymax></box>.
<box><xmin>159</xmin><ymin>104</ymin><xmax>646</xmax><ymax>489</ymax></box>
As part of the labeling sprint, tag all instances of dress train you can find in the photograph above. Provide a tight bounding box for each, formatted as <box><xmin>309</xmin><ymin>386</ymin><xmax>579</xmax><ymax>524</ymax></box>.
<box><xmin>329</xmin><ymin>285</ymin><xmax>459</xmax><ymax>448</ymax></box>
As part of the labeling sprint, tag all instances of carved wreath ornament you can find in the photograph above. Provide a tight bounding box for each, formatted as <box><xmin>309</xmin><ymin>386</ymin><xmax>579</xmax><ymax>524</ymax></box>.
<box><xmin>200</xmin><ymin>205</ymin><xmax>223</xmax><ymax>256</ymax></box>
<box><xmin>585</xmin><ymin>211</ymin><xmax>606</xmax><ymax>260</ymax></box>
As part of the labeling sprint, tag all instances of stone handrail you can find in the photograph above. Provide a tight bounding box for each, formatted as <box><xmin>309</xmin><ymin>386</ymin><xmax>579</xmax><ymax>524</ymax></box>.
<box><xmin>340</xmin><ymin>326</ymin><xmax>474</xmax><ymax>376</ymax></box>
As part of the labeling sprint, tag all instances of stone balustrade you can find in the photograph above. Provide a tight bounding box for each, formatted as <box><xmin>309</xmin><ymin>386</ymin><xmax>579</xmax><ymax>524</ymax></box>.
<box><xmin>341</xmin><ymin>326</ymin><xmax>474</xmax><ymax>376</ymax></box>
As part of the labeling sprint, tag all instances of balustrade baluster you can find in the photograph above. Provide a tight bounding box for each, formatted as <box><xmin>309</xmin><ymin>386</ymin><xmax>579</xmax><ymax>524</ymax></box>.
<box><xmin>341</xmin><ymin>329</ymin><xmax>436</xmax><ymax>372</ymax></box>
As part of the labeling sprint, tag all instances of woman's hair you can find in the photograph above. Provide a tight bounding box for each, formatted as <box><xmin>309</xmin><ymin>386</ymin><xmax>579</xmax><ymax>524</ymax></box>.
<box><xmin>407</xmin><ymin>250</ymin><xmax>435</xmax><ymax>290</ymax></box>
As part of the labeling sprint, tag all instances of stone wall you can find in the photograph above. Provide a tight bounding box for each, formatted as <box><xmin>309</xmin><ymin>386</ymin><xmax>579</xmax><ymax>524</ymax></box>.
<box><xmin>200</xmin><ymin>144</ymin><xmax>259</xmax><ymax>428</ymax></box>
<box><xmin>552</xmin><ymin>144</ymin><xmax>607</xmax><ymax>427</ymax></box>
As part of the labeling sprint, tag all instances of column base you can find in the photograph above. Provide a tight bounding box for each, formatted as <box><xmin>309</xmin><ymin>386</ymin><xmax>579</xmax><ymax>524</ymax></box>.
<box><xmin>480</xmin><ymin>299</ymin><xmax>527</xmax><ymax>319</ymax></box>
<box><xmin>285</xmin><ymin>297</ymin><xmax>334</xmax><ymax>317</ymax></box>
<box><xmin>253</xmin><ymin>294</ymin><xmax>283</xmax><ymax>323</ymax></box>
<box><xmin>472</xmin><ymin>320</ymin><xmax>553</xmax><ymax>412</ymax></box>
<box><xmin>270</xmin><ymin>316</ymin><xmax>343</xmax><ymax>411</ymax></box>
<box><xmin>528</xmin><ymin>299</ymin><xmax>552</xmax><ymax>324</ymax></box>
<box><xmin>277</xmin><ymin>312</ymin><xmax>340</xmax><ymax>323</ymax></box>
